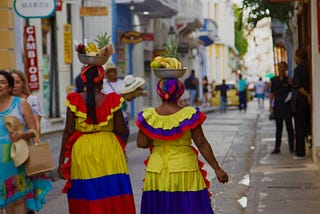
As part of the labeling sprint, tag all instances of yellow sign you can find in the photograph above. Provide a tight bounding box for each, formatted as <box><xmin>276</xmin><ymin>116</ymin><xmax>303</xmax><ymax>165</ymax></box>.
<box><xmin>80</xmin><ymin>7</ymin><xmax>108</xmax><ymax>16</ymax></box>
<box><xmin>64</xmin><ymin>24</ymin><xmax>72</xmax><ymax>64</ymax></box>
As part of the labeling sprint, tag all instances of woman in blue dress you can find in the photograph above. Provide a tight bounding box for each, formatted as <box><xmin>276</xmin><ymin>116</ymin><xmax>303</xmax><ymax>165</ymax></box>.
<box><xmin>0</xmin><ymin>70</ymin><xmax>52</xmax><ymax>214</ymax></box>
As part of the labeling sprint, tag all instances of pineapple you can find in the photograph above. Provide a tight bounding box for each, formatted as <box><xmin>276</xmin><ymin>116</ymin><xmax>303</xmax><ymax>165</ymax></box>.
<box><xmin>164</xmin><ymin>39</ymin><xmax>179</xmax><ymax>58</ymax></box>
<box><xmin>94</xmin><ymin>33</ymin><xmax>111</xmax><ymax>49</ymax></box>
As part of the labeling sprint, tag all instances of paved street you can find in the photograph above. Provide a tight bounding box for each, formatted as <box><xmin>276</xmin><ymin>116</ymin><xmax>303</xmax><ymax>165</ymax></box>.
<box><xmin>36</xmin><ymin>101</ymin><xmax>320</xmax><ymax>214</ymax></box>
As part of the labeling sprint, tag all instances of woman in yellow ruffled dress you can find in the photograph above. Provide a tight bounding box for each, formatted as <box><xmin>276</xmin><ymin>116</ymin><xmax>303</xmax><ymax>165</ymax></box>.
<box><xmin>136</xmin><ymin>78</ymin><xmax>228</xmax><ymax>214</ymax></box>
<box><xmin>58</xmin><ymin>65</ymin><xmax>135</xmax><ymax>214</ymax></box>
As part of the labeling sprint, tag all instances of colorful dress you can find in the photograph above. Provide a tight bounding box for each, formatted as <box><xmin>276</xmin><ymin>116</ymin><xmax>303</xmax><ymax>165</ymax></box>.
<box><xmin>0</xmin><ymin>96</ymin><xmax>52</xmax><ymax>211</ymax></box>
<box><xmin>136</xmin><ymin>107</ymin><xmax>213</xmax><ymax>214</ymax></box>
<box><xmin>61</xmin><ymin>92</ymin><xmax>135</xmax><ymax>214</ymax></box>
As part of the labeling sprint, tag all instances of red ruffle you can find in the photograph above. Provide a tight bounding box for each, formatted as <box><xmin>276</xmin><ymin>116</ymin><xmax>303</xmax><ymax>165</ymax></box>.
<box><xmin>61</xmin><ymin>131</ymin><xmax>83</xmax><ymax>193</ymax></box>
<box><xmin>66</xmin><ymin>92</ymin><xmax>123</xmax><ymax>124</ymax></box>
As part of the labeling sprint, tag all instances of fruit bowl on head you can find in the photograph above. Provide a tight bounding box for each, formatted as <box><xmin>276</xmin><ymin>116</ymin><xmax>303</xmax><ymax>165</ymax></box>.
<box><xmin>78</xmin><ymin>54</ymin><xmax>109</xmax><ymax>66</ymax></box>
<box><xmin>153</xmin><ymin>68</ymin><xmax>187</xmax><ymax>79</ymax></box>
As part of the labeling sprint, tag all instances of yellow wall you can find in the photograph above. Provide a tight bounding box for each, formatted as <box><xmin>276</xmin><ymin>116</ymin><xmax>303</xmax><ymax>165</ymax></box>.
<box><xmin>0</xmin><ymin>0</ymin><xmax>16</xmax><ymax>69</ymax></box>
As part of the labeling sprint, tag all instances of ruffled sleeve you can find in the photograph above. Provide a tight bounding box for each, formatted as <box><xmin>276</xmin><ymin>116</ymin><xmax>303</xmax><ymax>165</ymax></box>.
<box><xmin>135</xmin><ymin>107</ymin><xmax>206</xmax><ymax>141</ymax></box>
<box><xmin>65</xmin><ymin>92</ymin><xmax>124</xmax><ymax>125</ymax></box>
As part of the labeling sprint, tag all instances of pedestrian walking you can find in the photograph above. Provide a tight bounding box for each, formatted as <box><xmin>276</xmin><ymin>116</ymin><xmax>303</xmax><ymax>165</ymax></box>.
<box><xmin>184</xmin><ymin>69</ymin><xmax>199</xmax><ymax>106</ymax></box>
<box><xmin>10</xmin><ymin>69</ymin><xmax>51</xmax><ymax>214</ymax></box>
<box><xmin>202</xmin><ymin>75</ymin><xmax>210</xmax><ymax>107</ymax></box>
<box><xmin>10</xmin><ymin>70</ymin><xmax>42</xmax><ymax>134</ymax></box>
<box><xmin>136</xmin><ymin>78</ymin><xmax>228</xmax><ymax>214</ymax></box>
<box><xmin>216</xmin><ymin>79</ymin><xmax>229</xmax><ymax>113</ymax></box>
<box><xmin>255</xmin><ymin>77</ymin><xmax>266</xmax><ymax>109</ymax></box>
<box><xmin>237</xmin><ymin>74</ymin><xmax>247</xmax><ymax>112</ymax></box>
<box><xmin>292</xmin><ymin>49</ymin><xmax>311</xmax><ymax>159</ymax></box>
<box><xmin>269</xmin><ymin>62</ymin><xmax>294</xmax><ymax>154</ymax></box>
<box><xmin>0</xmin><ymin>70</ymin><xmax>52</xmax><ymax>214</ymax></box>
<box><xmin>58</xmin><ymin>65</ymin><xmax>135</xmax><ymax>214</ymax></box>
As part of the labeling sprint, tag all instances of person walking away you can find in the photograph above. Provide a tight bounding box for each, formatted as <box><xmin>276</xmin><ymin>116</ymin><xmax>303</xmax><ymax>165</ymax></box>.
<box><xmin>0</xmin><ymin>70</ymin><xmax>52</xmax><ymax>214</ymax></box>
<box><xmin>136</xmin><ymin>78</ymin><xmax>228</xmax><ymax>214</ymax></box>
<box><xmin>237</xmin><ymin>74</ymin><xmax>247</xmax><ymax>112</ymax></box>
<box><xmin>58</xmin><ymin>65</ymin><xmax>135</xmax><ymax>214</ymax></box>
<box><xmin>217</xmin><ymin>79</ymin><xmax>229</xmax><ymax>113</ymax></box>
<box><xmin>184</xmin><ymin>69</ymin><xmax>199</xmax><ymax>106</ymax></box>
<box><xmin>292</xmin><ymin>49</ymin><xmax>311</xmax><ymax>159</ymax></box>
<box><xmin>255</xmin><ymin>77</ymin><xmax>266</xmax><ymax>109</ymax></box>
<box><xmin>269</xmin><ymin>62</ymin><xmax>294</xmax><ymax>154</ymax></box>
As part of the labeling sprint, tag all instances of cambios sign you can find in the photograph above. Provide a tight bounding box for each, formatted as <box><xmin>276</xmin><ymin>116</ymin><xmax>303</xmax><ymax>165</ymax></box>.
<box><xmin>24</xmin><ymin>26</ymin><xmax>39</xmax><ymax>91</ymax></box>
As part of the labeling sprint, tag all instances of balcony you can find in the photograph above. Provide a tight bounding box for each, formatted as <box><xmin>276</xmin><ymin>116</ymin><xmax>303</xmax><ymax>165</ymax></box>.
<box><xmin>116</xmin><ymin>0</ymin><xmax>178</xmax><ymax>18</ymax></box>
<box><xmin>175</xmin><ymin>0</ymin><xmax>203</xmax><ymax>36</ymax></box>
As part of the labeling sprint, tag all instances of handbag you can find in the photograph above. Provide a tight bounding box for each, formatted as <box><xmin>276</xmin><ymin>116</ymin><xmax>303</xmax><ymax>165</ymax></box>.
<box><xmin>24</xmin><ymin>129</ymin><xmax>55</xmax><ymax>176</ymax></box>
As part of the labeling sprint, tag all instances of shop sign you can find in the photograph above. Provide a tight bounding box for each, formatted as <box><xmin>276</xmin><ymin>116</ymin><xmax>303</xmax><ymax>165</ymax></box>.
<box><xmin>177</xmin><ymin>43</ymin><xmax>189</xmax><ymax>54</ymax></box>
<box><xmin>56</xmin><ymin>0</ymin><xmax>63</xmax><ymax>11</ymax></box>
<box><xmin>80</xmin><ymin>7</ymin><xmax>108</xmax><ymax>16</ymax></box>
<box><xmin>121</xmin><ymin>31</ymin><xmax>143</xmax><ymax>44</ymax></box>
<box><xmin>14</xmin><ymin>0</ymin><xmax>56</xmax><ymax>18</ymax></box>
<box><xmin>64</xmin><ymin>24</ymin><xmax>72</xmax><ymax>64</ymax></box>
<box><xmin>24</xmin><ymin>26</ymin><xmax>39</xmax><ymax>91</ymax></box>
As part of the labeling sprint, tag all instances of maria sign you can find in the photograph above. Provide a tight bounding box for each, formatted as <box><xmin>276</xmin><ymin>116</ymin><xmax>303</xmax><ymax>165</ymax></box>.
<box><xmin>14</xmin><ymin>0</ymin><xmax>56</xmax><ymax>18</ymax></box>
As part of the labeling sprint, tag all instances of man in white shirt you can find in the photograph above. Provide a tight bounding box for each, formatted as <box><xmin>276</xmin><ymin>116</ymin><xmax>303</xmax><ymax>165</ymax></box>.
<box><xmin>255</xmin><ymin>77</ymin><xmax>266</xmax><ymax>109</ymax></box>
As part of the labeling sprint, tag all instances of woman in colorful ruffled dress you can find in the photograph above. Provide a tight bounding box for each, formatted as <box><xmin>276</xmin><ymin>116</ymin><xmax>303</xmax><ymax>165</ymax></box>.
<box><xmin>136</xmin><ymin>78</ymin><xmax>229</xmax><ymax>214</ymax></box>
<box><xmin>0</xmin><ymin>70</ymin><xmax>52</xmax><ymax>214</ymax></box>
<box><xmin>58</xmin><ymin>65</ymin><xmax>135</xmax><ymax>214</ymax></box>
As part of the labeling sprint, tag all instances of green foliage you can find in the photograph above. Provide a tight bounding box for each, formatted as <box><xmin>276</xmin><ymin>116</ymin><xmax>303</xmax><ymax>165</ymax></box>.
<box><xmin>242</xmin><ymin>0</ymin><xmax>294</xmax><ymax>29</ymax></box>
<box><xmin>235</xmin><ymin>30</ymin><xmax>248</xmax><ymax>57</ymax></box>
<box><xmin>234</xmin><ymin>5</ymin><xmax>248</xmax><ymax>57</ymax></box>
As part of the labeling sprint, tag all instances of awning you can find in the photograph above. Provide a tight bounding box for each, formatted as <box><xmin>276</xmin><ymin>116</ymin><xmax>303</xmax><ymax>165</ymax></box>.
<box><xmin>117</xmin><ymin>0</ymin><xmax>178</xmax><ymax>18</ymax></box>
<box><xmin>198</xmin><ymin>35</ymin><xmax>214</xmax><ymax>46</ymax></box>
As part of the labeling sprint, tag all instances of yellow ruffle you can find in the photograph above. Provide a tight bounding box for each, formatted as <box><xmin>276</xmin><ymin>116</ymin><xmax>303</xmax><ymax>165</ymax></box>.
<box><xmin>141</xmin><ymin>107</ymin><xmax>197</xmax><ymax>130</ymax></box>
<box><xmin>65</xmin><ymin>97</ymin><xmax>124</xmax><ymax>132</ymax></box>
<box><xmin>143</xmin><ymin>168</ymin><xmax>206</xmax><ymax>192</ymax></box>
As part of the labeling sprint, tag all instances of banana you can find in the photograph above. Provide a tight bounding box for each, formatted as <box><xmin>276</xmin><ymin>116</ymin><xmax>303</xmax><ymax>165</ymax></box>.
<box><xmin>153</xmin><ymin>56</ymin><xmax>164</xmax><ymax>63</ymax></box>
<box><xmin>171</xmin><ymin>58</ymin><xmax>180</xmax><ymax>69</ymax></box>
<box><xmin>160</xmin><ymin>61</ymin><xmax>171</xmax><ymax>68</ymax></box>
<box><xmin>164</xmin><ymin>57</ymin><xmax>175</xmax><ymax>68</ymax></box>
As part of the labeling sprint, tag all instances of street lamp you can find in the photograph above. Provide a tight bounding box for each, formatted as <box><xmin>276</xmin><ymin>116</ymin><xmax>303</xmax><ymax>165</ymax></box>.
<box><xmin>168</xmin><ymin>26</ymin><xmax>177</xmax><ymax>43</ymax></box>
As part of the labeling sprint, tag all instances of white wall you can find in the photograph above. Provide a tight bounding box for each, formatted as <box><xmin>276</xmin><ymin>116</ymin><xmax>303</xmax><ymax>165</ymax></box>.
<box><xmin>311</xmin><ymin>0</ymin><xmax>320</xmax><ymax>162</ymax></box>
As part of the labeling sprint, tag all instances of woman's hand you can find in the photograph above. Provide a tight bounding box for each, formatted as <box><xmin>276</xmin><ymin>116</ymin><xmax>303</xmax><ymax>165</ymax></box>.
<box><xmin>9</xmin><ymin>131</ymin><xmax>24</xmax><ymax>142</ymax></box>
<box><xmin>215</xmin><ymin>168</ymin><xmax>229</xmax><ymax>184</ymax></box>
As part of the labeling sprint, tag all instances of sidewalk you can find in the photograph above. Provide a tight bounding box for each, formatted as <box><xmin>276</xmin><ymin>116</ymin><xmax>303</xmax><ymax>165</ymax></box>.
<box><xmin>246</xmin><ymin>108</ymin><xmax>320</xmax><ymax>214</ymax></box>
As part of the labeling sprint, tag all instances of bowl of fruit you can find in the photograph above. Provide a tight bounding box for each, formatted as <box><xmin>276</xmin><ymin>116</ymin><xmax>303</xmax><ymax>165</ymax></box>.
<box><xmin>150</xmin><ymin>40</ymin><xmax>187</xmax><ymax>79</ymax></box>
<box><xmin>75</xmin><ymin>33</ymin><xmax>114</xmax><ymax>66</ymax></box>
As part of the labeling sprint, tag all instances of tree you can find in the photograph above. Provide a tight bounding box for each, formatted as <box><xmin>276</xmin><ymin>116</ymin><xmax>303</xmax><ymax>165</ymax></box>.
<box><xmin>234</xmin><ymin>5</ymin><xmax>248</xmax><ymax>57</ymax></box>
<box><xmin>242</xmin><ymin>0</ymin><xmax>294</xmax><ymax>29</ymax></box>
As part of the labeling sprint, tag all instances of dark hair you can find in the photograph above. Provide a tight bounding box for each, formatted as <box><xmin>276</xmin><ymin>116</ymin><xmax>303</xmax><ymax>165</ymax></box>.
<box><xmin>295</xmin><ymin>49</ymin><xmax>307</xmax><ymax>61</ymax></box>
<box><xmin>278</xmin><ymin>61</ymin><xmax>288</xmax><ymax>69</ymax></box>
<box><xmin>75</xmin><ymin>74</ymin><xmax>85</xmax><ymax>93</ymax></box>
<box><xmin>0</xmin><ymin>70</ymin><xmax>14</xmax><ymax>89</ymax></box>
<box><xmin>84</xmin><ymin>66</ymin><xmax>102</xmax><ymax>124</ymax></box>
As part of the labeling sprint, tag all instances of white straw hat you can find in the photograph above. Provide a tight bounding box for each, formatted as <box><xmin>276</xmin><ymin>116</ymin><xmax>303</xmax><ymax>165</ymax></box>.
<box><xmin>120</xmin><ymin>75</ymin><xmax>145</xmax><ymax>94</ymax></box>
<box><xmin>3</xmin><ymin>115</ymin><xmax>29</xmax><ymax>167</ymax></box>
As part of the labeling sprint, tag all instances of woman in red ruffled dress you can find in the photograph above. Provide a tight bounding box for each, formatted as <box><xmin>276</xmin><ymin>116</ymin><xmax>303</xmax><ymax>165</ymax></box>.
<box><xmin>136</xmin><ymin>78</ymin><xmax>228</xmax><ymax>214</ymax></box>
<box><xmin>58</xmin><ymin>65</ymin><xmax>135</xmax><ymax>214</ymax></box>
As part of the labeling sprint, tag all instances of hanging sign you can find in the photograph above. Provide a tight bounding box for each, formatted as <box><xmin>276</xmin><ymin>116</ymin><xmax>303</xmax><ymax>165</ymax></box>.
<box><xmin>24</xmin><ymin>25</ymin><xmax>39</xmax><ymax>91</ymax></box>
<box><xmin>14</xmin><ymin>0</ymin><xmax>56</xmax><ymax>18</ymax></box>
<box><xmin>56</xmin><ymin>0</ymin><xmax>63</xmax><ymax>11</ymax></box>
<box><xmin>64</xmin><ymin>24</ymin><xmax>72</xmax><ymax>64</ymax></box>
<box><xmin>120</xmin><ymin>31</ymin><xmax>143</xmax><ymax>44</ymax></box>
